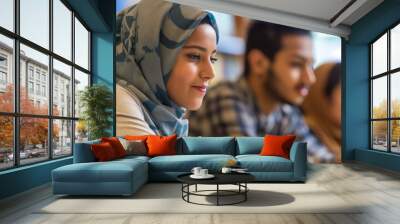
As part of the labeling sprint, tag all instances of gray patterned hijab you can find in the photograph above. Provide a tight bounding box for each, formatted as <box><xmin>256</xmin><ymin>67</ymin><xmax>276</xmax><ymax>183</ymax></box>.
<box><xmin>116</xmin><ymin>0</ymin><xmax>219</xmax><ymax>137</ymax></box>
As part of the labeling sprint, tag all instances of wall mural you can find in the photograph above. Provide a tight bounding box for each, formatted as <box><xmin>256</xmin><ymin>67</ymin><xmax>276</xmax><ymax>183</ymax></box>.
<box><xmin>115</xmin><ymin>0</ymin><xmax>342</xmax><ymax>163</ymax></box>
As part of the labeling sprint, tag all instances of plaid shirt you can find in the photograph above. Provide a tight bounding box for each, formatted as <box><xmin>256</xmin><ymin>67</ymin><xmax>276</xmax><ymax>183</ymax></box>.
<box><xmin>188</xmin><ymin>76</ymin><xmax>335</xmax><ymax>163</ymax></box>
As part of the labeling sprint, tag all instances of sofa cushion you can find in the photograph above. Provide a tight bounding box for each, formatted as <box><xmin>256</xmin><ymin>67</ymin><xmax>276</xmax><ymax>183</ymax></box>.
<box><xmin>147</xmin><ymin>135</ymin><xmax>177</xmax><ymax>157</ymax></box>
<box><xmin>115</xmin><ymin>155</ymin><xmax>150</xmax><ymax>163</ymax></box>
<box><xmin>236</xmin><ymin>155</ymin><xmax>293</xmax><ymax>172</ymax></box>
<box><xmin>179</xmin><ymin>137</ymin><xmax>235</xmax><ymax>155</ymax></box>
<box><xmin>101</xmin><ymin>137</ymin><xmax>127</xmax><ymax>158</ymax></box>
<box><xmin>119</xmin><ymin>139</ymin><xmax>147</xmax><ymax>156</ymax></box>
<box><xmin>53</xmin><ymin>157</ymin><xmax>148</xmax><ymax>182</ymax></box>
<box><xmin>260</xmin><ymin>135</ymin><xmax>296</xmax><ymax>159</ymax></box>
<box><xmin>148</xmin><ymin>154</ymin><xmax>235</xmax><ymax>172</ymax></box>
<box><xmin>73</xmin><ymin>140</ymin><xmax>100</xmax><ymax>163</ymax></box>
<box><xmin>235</xmin><ymin>137</ymin><xmax>264</xmax><ymax>155</ymax></box>
<box><xmin>91</xmin><ymin>142</ymin><xmax>118</xmax><ymax>161</ymax></box>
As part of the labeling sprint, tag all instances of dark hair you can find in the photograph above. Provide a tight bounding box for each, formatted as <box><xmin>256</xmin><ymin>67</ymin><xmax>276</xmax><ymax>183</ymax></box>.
<box><xmin>324</xmin><ymin>63</ymin><xmax>341</xmax><ymax>98</ymax></box>
<box><xmin>243</xmin><ymin>21</ymin><xmax>311</xmax><ymax>77</ymax></box>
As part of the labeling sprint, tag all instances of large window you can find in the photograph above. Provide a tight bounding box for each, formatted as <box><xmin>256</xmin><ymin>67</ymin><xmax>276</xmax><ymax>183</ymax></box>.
<box><xmin>0</xmin><ymin>0</ymin><xmax>90</xmax><ymax>171</ymax></box>
<box><xmin>371</xmin><ymin>23</ymin><xmax>400</xmax><ymax>154</ymax></box>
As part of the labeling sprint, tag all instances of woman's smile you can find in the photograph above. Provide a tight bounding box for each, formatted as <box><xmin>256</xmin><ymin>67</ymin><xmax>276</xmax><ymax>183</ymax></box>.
<box><xmin>191</xmin><ymin>84</ymin><xmax>208</xmax><ymax>94</ymax></box>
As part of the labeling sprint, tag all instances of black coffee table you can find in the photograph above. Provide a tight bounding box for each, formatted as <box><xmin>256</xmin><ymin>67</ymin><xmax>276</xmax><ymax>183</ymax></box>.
<box><xmin>177</xmin><ymin>172</ymin><xmax>255</xmax><ymax>206</ymax></box>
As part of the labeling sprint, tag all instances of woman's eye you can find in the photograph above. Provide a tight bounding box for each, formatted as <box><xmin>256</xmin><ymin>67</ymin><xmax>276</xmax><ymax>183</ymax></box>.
<box><xmin>187</xmin><ymin>54</ymin><xmax>201</xmax><ymax>61</ymax></box>
<box><xmin>210</xmin><ymin>57</ymin><xmax>218</xmax><ymax>64</ymax></box>
<box><xmin>290</xmin><ymin>61</ymin><xmax>303</xmax><ymax>68</ymax></box>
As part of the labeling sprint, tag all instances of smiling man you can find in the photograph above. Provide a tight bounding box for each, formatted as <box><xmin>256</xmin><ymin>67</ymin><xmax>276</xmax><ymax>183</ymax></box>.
<box><xmin>188</xmin><ymin>21</ymin><xmax>335</xmax><ymax>163</ymax></box>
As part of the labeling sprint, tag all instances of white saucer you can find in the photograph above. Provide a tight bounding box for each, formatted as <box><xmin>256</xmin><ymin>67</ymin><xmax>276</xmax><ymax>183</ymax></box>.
<box><xmin>190</xmin><ymin>174</ymin><xmax>215</xmax><ymax>179</ymax></box>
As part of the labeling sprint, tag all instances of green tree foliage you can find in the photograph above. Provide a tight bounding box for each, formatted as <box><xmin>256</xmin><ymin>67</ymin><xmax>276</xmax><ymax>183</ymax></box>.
<box><xmin>79</xmin><ymin>84</ymin><xmax>113</xmax><ymax>140</ymax></box>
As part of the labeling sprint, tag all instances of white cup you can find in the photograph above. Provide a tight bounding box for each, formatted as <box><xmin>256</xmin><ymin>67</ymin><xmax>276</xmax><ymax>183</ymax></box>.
<box><xmin>200</xmin><ymin>169</ymin><xmax>208</xmax><ymax>176</ymax></box>
<box><xmin>191</xmin><ymin>167</ymin><xmax>202</xmax><ymax>176</ymax></box>
<box><xmin>221</xmin><ymin>167</ymin><xmax>232</xmax><ymax>174</ymax></box>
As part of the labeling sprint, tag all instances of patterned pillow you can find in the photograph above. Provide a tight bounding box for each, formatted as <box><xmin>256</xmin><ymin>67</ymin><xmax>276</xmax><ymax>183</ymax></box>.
<box><xmin>119</xmin><ymin>138</ymin><xmax>147</xmax><ymax>156</ymax></box>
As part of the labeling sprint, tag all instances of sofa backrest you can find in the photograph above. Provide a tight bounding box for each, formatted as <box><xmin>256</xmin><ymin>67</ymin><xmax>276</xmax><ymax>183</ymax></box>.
<box><xmin>178</xmin><ymin>137</ymin><xmax>236</xmax><ymax>155</ymax></box>
<box><xmin>235</xmin><ymin>137</ymin><xmax>264</xmax><ymax>155</ymax></box>
<box><xmin>73</xmin><ymin>139</ymin><xmax>100</xmax><ymax>163</ymax></box>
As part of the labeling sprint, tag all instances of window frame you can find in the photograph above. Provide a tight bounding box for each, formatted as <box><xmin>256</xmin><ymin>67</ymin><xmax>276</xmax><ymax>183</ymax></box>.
<box><xmin>370</xmin><ymin>20</ymin><xmax>400</xmax><ymax>154</ymax></box>
<box><xmin>0</xmin><ymin>0</ymin><xmax>92</xmax><ymax>171</ymax></box>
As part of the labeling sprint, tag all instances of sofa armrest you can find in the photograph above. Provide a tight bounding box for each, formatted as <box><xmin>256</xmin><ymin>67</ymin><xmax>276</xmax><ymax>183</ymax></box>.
<box><xmin>289</xmin><ymin>142</ymin><xmax>307</xmax><ymax>181</ymax></box>
<box><xmin>73</xmin><ymin>141</ymin><xmax>99</xmax><ymax>163</ymax></box>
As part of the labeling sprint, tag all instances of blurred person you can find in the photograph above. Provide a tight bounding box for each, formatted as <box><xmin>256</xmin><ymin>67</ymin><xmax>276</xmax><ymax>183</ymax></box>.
<box><xmin>116</xmin><ymin>0</ymin><xmax>219</xmax><ymax>137</ymax></box>
<box><xmin>189</xmin><ymin>21</ymin><xmax>335</xmax><ymax>162</ymax></box>
<box><xmin>302</xmin><ymin>62</ymin><xmax>341</xmax><ymax>163</ymax></box>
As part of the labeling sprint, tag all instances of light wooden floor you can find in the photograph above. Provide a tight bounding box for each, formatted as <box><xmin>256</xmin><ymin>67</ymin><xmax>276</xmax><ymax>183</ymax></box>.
<box><xmin>1</xmin><ymin>162</ymin><xmax>400</xmax><ymax>224</ymax></box>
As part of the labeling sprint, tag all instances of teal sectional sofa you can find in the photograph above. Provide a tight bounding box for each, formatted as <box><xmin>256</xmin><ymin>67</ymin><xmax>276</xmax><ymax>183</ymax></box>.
<box><xmin>52</xmin><ymin>137</ymin><xmax>307</xmax><ymax>196</ymax></box>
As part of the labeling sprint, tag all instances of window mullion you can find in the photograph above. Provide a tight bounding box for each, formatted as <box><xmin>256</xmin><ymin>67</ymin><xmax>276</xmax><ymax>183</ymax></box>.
<box><xmin>370</xmin><ymin>45</ymin><xmax>373</xmax><ymax>149</ymax></box>
<box><xmin>49</xmin><ymin>0</ymin><xmax>53</xmax><ymax>160</ymax></box>
<box><xmin>388</xmin><ymin>30</ymin><xmax>391</xmax><ymax>153</ymax></box>
<box><xmin>71</xmin><ymin>10</ymin><xmax>76</xmax><ymax>155</ymax></box>
<box><xmin>13</xmin><ymin>0</ymin><xmax>20</xmax><ymax>167</ymax></box>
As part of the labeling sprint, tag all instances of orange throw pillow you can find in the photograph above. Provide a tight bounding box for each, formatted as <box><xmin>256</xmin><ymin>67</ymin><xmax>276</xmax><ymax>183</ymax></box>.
<box><xmin>146</xmin><ymin>135</ymin><xmax>177</xmax><ymax>157</ymax></box>
<box><xmin>101</xmin><ymin>137</ymin><xmax>126</xmax><ymax>158</ymax></box>
<box><xmin>259</xmin><ymin>135</ymin><xmax>296</xmax><ymax>159</ymax></box>
<box><xmin>91</xmin><ymin>142</ymin><xmax>117</xmax><ymax>161</ymax></box>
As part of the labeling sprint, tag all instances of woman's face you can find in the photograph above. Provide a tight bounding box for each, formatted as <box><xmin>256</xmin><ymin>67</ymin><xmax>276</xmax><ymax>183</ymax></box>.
<box><xmin>167</xmin><ymin>23</ymin><xmax>217</xmax><ymax>110</ymax></box>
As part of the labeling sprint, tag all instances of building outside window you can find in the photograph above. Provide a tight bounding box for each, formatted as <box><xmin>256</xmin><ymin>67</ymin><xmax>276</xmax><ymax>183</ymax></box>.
<box><xmin>35</xmin><ymin>70</ymin><xmax>40</xmax><ymax>81</ymax></box>
<box><xmin>41</xmin><ymin>73</ymin><xmax>46</xmax><ymax>83</ymax></box>
<box><xmin>28</xmin><ymin>66</ymin><xmax>34</xmax><ymax>80</ymax></box>
<box><xmin>28</xmin><ymin>81</ymin><xmax>34</xmax><ymax>94</ymax></box>
<box><xmin>0</xmin><ymin>54</ymin><xmax>7</xmax><ymax>90</ymax></box>
<box><xmin>35</xmin><ymin>83</ymin><xmax>40</xmax><ymax>95</ymax></box>
<box><xmin>0</xmin><ymin>54</ymin><xmax>7</xmax><ymax>67</ymax></box>
<box><xmin>0</xmin><ymin>71</ymin><xmax>6</xmax><ymax>84</ymax></box>
<box><xmin>41</xmin><ymin>85</ymin><xmax>46</xmax><ymax>97</ymax></box>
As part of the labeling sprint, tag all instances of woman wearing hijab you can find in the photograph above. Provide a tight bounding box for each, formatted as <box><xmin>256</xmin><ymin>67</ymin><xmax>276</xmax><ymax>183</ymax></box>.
<box><xmin>115</xmin><ymin>0</ymin><xmax>219</xmax><ymax>137</ymax></box>
<box><xmin>302</xmin><ymin>62</ymin><xmax>341</xmax><ymax>163</ymax></box>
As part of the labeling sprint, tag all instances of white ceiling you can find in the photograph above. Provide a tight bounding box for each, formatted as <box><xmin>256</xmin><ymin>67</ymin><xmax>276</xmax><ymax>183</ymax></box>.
<box><xmin>169</xmin><ymin>0</ymin><xmax>384</xmax><ymax>38</ymax></box>
<box><xmin>226</xmin><ymin>0</ymin><xmax>352</xmax><ymax>22</ymax></box>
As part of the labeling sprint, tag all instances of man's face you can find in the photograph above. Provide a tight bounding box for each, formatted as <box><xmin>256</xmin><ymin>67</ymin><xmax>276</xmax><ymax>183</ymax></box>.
<box><xmin>264</xmin><ymin>34</ymin><xmax>316</xmax><ymax>105</ymax></box>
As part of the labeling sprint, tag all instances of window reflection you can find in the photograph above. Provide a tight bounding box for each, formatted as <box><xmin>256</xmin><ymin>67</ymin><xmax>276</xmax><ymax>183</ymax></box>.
<box><xmin>391</xmin><ymin>24</ymin><xmax>400</xmax><ymax>70</ymax></box>
<box><xmin>53</xmin><ymin>59</ymin><xmax>72</xmax><ymax>117</ymax></box>
<box><xmin>74</xmin><ymin>69</ymin><xmax>89</xmax><ymax>118</ymax></box>
<box><xmin>391</xmin><ymin>72</ymin><xmax>400</xmax><ymax>118</ymax></box>
<box><xmin>53</xmin><ymin>0</ymin><xmax>72</xmax><ymax>60</ymax></box>
<box><xmin>372</xmin><ymin>121</ymin><xmax>388</xmax><ymax>151</ymax></box>
<box><xmin>372</xmin><ymin>77</ymin><xmax>387</xmax><ymax>119</ymax></box>
<box><xmin>0</xmin><ymin>116</ymin><xmax>13</xmax><ymax>170</ymax></box>
<box><xmin>0</xmin><ymin>34</ymin><xmax>14</xmax><ymax>113</ymax></box>
<box><xmin>19</xmin><ymin>117</ymin><xmax>49</xmax><ymax>165</ymax></box>
<box><xmin>74</xmin><ymin>18</ymin><xmax>89</xmax><ymax>70</ymax></box>
<box><xmin>0</xmin><ymin>0</ymin><xmax>14</xmax><ymax>32</ymax></box>
<box><xmin>20</xmin><ymin>0</ymin><xmax>49</xmax><ymax>49</ymax></box>
<box><xmin>372</xmin><ymin>34</ymin><xmax>387</xmax><ymax>76</ymax></box>
<box><xmin>391</xmin><ymin>120</ymin><xmax>400</xmax><ymax>153</ymax></box>
<box><xmin>20</xmin><ymin>44</ymin><xmax>49</xmax><ymax>115</ymax></box>
<box><xmin>53</xmin><ymin>119</ymin><xmax>72</xmax><ymax>158</ymax></box>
